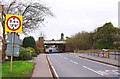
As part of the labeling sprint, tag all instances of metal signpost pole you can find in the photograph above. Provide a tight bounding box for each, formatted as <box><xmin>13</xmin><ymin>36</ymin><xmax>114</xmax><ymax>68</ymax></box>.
<box><xmin>10</xmin><ymin>32</ymin><xmax>15</xmax><ymax>72</ymax></box>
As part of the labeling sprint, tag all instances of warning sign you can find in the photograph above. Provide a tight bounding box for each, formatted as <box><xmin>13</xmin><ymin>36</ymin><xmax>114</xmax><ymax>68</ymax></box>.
<box><xmin>5</xmin><ymin>14</ymin><xmax>22</xmax><ymax>32</ymax></box>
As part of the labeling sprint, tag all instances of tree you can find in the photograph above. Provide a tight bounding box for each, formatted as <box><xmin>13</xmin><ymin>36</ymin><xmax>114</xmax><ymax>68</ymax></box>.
<box><xmin>1</xmin><ymin>0</ymin><xmax>53</xmax><ymax>59</ymax></box>
<box><xmin>93</xmin><ymin>22</ymin><xmax>120</xmax><ymax>49</ymax></box>
<box><xmin>2</xmin><ymin>0</ymin><xmax>53</xmax><ymax>34</ymax></box>
<box><xmin>66</xmin><ymin>31</ymin><xmax>93</xmax><ymax>50</ymax></box>
<box><xmin>22</xmin><ymin>36</ymin><xmax>36</xmax><ymax>49</ymax></box>
<box><xmin>66</xmin><ymin>22</ymin><xmax>119</xmax><ymax>51</ymax></box>
<box><xmin>61</xmin><ymin>33</ymin><xmax>64</xmax><ymax>40</ymax></box>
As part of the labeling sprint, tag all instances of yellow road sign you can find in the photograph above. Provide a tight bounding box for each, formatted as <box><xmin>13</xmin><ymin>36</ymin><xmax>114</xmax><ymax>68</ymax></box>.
<box><xmin>5</xmin><ymin>14</ymin><xmax>22</xmax><ymax>32</ymax></box>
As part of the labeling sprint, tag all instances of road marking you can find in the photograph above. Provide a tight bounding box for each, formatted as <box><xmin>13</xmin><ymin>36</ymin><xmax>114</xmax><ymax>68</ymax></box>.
<box><xmin>96</xmin><ymin>71</ymin><xmax>109</xmax><ymax>75</ymax></box>
<box><xmin>105</xmin><ymin>70</ymin><xmax>120</xmax><ymax>75</ymax></box>
<box><xmin>83</xmin><ymin>66</ymin><xmax>119</xmax><ymax>76</ymax></box>
<box><xmin>96</xmin><ymin>70</ymin><xmax>120</xmax><ymax>75</ymax></box>
<box><xmin>64</xmin><ymin>57</ymin><xmax>69</xmax><ymax>60</ymax></box>
<box><xmin>47</xmin><ymin>56</ymin><xmax>59</xmax><ymax>78</ymax></box>
<box><xmin>46</xmin><ymin>55</ymin><xmax>53</xmax><ymax>77</ymax></box>
<box><xmin>80</xmin><ymin>57</ymin><xmax>118</xmax><ymax>68</ymax></box>
<box><xmin>59</xmin><ymin>54</ymin><xmax>62</xmax><ymax>57</ymax></box>
<box><xmin>59</xmin><ymin>54</ymin><xmax>78</xmax><ymax>64</ymax></box>
<box><xmin>69</xmin><ymin>53</ymin><xmax>118</xmax><ymax>68</ymax></box>
<box><xmin>70</xmin><ymin>60</ymin><xmax>78</xmax><ymax>64</ymax></box>
<box><xmin>83</xmin><ymin>66</ymin><xmax>104</xmax><ymax>76</ymax></box>
<box><xmin>51</xmin><ymin>65</ymin><xmax>59</xmax><ymax>78</ymax></box>
<box><xmin>57</xmin><ymin>54</ymin><xmax>60</xmax><ymax>55</ymax></box>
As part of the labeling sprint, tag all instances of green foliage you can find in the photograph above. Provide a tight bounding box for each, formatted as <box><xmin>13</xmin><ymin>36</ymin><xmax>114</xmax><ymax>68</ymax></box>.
<box><xmin>19</xmin><ymin>47</ymin><xmax>32</xmax><ymax>60</ymax></box>
<box><xmin>44</xmin><ymin>45</ymin><xmax>49</xmax><ymax>49</ymax></box>
<box><xmin>32</xmin><ymin>53</ymin><xmax>37</xmax><ymax>57</ymax></box>
<box><xmin>22</xmin><ymin>52</ymin><xmax>32</xmax><ymax>60</ymax></box>
<box><xmin>27</xmin><ymin>47</ymin><xmax>36</xmax><ymax>53</ymax></box>
<box><xmin>118</xmin><ymin>47</ymin><xmax>120</xmax><ymax>50</ymax></box>
<box><xmin>93</xmin><ymin>22</ymin><xmax>120</xmax><ymax>49</ymax></box>
<box><xmin>2</xmin><ymin>61</ymin><xmax>35</xmax><ymax>78</ymax></box>
<box><xmin>66</xmin><ymin>22</ymin><xmax>120</xmax><ymax>50</ymax></box>
<box><xmin>22</xmin><ymin>36</ymin><xmax>36</xmax><ymax>49</ymax></box>
<box><xmin>66</xmin><ymin>31</ymin><xmax>93</xmax><ymax>50</ymax></box>
<box><xmin>38</xmin><ymin>48</ymin><xmax>42</xmax><ymax>54</ymax></box>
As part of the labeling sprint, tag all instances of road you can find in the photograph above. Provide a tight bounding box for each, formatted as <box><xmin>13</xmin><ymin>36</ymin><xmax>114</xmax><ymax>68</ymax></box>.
<box><xmin>47</xmin><ymin>53</ymin><xmax>119</xmax><ymax>78</ymax></box>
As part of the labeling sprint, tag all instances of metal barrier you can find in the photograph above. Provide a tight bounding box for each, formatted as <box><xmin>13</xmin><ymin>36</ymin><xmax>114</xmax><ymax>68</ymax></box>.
<box><xmin>87</xmin><ymin>50</ymin><xmax>120</xmax><ymax>59</ymax></box>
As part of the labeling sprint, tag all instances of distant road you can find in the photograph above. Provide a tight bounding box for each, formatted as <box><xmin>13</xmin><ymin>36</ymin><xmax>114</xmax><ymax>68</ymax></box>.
<box><xmin>47</xmin><ymin>53</ymin><xmax>119</xmax><ymax>78</ymax></box>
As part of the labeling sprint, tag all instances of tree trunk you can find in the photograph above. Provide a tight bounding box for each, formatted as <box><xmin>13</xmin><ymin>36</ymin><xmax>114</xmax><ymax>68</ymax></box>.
<box><xmin>2</xmin><ymin>39</ymin><xmax>6</xmax><ymax>59</ymax></box>
<box><xmin>2</xmin><ymin>20</ymin><xmax>6</xmax><ymax>59</ymax></box>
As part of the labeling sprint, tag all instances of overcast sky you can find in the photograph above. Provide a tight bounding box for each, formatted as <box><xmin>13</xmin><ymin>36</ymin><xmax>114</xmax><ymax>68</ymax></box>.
<box><xmin>2</xmin><ymin>0</ymin><xmax>119</xmax><ymax>40</ymax></box>
<box><xmin>35</xmin><ymin>0</ymin><xmax>119</xmax><ymax>40</ymax></box>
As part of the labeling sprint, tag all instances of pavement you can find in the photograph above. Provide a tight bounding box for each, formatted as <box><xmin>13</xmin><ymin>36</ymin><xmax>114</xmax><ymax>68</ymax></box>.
<box><xmin>78</xmin><ymin>53</ymin><xmax>119</xmax><ymax>67</ymax></box>
<box><xmin>31</xmin><ymin>54</ymin><xmax>53</xmax><ymax>78</ymax></box>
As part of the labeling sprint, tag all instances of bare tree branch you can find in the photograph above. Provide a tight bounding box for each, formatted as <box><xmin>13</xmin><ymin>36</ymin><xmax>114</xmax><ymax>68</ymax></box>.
<box><xmin>3</xmin><ymin>0</ymin><xmax>54</xmax><ymax>34</ymax></box>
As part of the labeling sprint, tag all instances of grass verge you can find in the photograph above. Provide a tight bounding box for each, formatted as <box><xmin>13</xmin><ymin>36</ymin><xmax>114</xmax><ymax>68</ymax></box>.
<box><xmin>2</xmin><ymin>61</ymin><xmax>35</xmax><ymax>79</ymax></box>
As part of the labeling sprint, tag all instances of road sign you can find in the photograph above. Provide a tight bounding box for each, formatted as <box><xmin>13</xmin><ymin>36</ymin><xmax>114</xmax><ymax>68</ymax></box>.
<box><xmin>6</xmin><ymin>44</ymin><xmax>20</xmax><ymax>57</ymax></box>
<box><xmin>6</xmin><ymin>33</ymin><xmax>20</xmax><ymax>57</ymax></box>
<box><xmin>5</xmin><ymin>14</ymin><xmax>22</xmax><ymax>32</ymax></box>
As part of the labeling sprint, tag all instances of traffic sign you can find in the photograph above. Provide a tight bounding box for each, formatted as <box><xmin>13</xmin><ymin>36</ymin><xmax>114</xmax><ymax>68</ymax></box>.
<box><xmin>6</xmin><ymin>33</ymin><xmax>20</xmax><ymax>57</ymax></box>
<box><xmin>5</xmin><ymin>14</ymin><xmax>22</xmax><ymax>32</ymax></box>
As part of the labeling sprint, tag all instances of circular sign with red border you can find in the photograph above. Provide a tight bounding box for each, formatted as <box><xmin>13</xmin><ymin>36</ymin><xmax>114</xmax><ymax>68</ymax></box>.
<box><xmin>6</xmin><ymin>16</ymin><xmax>21</xmax><ymax>31</ymax></box>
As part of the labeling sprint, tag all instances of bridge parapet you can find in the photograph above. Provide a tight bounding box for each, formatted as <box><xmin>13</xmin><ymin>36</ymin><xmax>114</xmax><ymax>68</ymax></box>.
<box><xmin>44</xmin><ymin>40</ymin><xmax>66</xmax><ymax>45</ymax></box>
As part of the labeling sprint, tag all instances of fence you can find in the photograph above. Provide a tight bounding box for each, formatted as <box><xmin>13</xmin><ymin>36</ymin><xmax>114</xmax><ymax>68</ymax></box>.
<box><xmin>86</xmin><ymin>50</ymin><xmax>120</xmax><ymax>60</ymax></box>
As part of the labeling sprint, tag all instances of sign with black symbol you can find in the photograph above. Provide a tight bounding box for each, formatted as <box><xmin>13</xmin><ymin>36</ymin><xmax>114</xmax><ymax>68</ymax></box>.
<box><xmin>5</xmin><ymin>14</ymin><xmax>22</xmax><ymax>32</ymax></box>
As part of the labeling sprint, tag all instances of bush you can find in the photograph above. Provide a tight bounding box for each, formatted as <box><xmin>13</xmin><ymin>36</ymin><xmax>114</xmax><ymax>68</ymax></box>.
<box><xmin>32</xmin><ymin>53</ymin><xmax>37</xmax><ymax>57</ymax></box>
<box><xmin>21</xmin><ymin>52</ymin><xmax>32</xmax><ymax>60</ymax></box>
<box><xmin>19</xmin><ymin>47</ymin><xmax>32</xmax><ymax>60</ymax></box>
<box><xmin>38</xmin><ymin>48</ymin><xmax>42</xmax><ymax>54</ymax></box>
<box><xmin>22</xmin><ymin>36</ymin><xmax>36</xmax><ymax>49</ymax></box>
<box><xmin>118</xmin><ymin>47</ymin><xmax>120</xmax><ymax>50</ymax></box>
<box><xmin>27</xmin><ymin>47</ymin><xmax>36</xmax><ymax>53</ymax></box>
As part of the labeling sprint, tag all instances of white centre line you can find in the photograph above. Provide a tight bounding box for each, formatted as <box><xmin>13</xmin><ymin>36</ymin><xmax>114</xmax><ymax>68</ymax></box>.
<box><xmin>70</xmin><ymin>60</ymin><xmax>78</xmax><ymax>64</ymax></box>
<box><xmin>64</xmin><ymin>57</ymin><xmax>69</xmax><ymax>60</ymax></box>
<box><xmin>83</xmin><ymin>66</ymin><xmax>104</xmax><ymax>76</ymax></box>
<box><xmin>60</xmin><ymin>55</ymin><xmax>78</xmax><ymax>65</ymax></box>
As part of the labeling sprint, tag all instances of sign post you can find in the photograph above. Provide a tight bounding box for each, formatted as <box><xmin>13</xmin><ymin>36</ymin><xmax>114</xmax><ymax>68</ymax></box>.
<box><xmin>10</xmin><ymin>32</ymin><xmax>15</xmax><ymax>72</ymax></box>
<box><xmin>5</xmin><ymin>14</ymin><xmax>22</xmax><ymax>72</ymax></box>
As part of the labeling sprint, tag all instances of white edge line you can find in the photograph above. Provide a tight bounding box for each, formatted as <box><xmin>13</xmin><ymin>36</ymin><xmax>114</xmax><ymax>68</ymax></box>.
<box><xmin>83</xmin><ymin>66</ymin><xmax>104</xmax><ymax>76</ymax></box>
<box><xmin>47</xmin><ymin>56</ymin><xmax>59</xmax><ymax>78</ymax></box>
<box><xmin>46</xmin><ymin>55</ymin><xmax>53</xmax><ymax>77</ymax></box>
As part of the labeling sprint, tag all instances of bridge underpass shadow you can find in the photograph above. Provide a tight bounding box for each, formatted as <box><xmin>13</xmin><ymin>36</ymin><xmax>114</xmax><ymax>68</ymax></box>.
<box><xmin>44</xmin><ymin>40</ymin><xmax>66</xmax><ymax>54</ymax></box>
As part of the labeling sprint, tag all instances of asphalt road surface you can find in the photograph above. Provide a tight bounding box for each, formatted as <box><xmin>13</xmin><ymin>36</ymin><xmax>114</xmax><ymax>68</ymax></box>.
<box><xmin>47</xmin><ymin>53</ymin><xmax>119</xmax><ymax>78</ymax></box>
